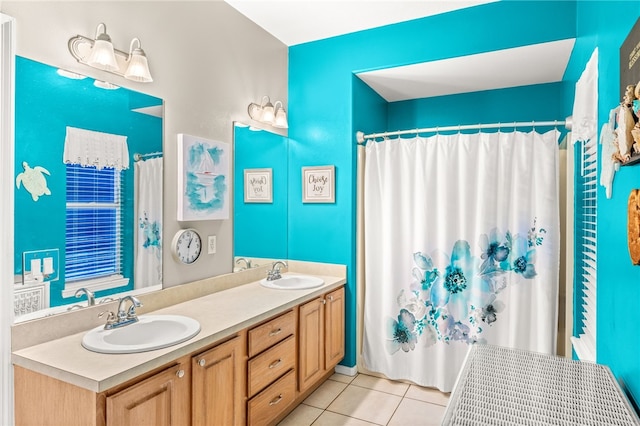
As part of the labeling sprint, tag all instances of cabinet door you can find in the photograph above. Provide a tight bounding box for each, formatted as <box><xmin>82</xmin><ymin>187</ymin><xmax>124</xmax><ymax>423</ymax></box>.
<box><xmin>325</xmin><ymin>286</ymin><xmax>345</xmax><ymax>369</ymax></box>
<box><xmin>298</xmin><ymin>297</ymin><xmax>325</xmax><ymax>393</ymax></box>
<box><xmin>106</xmin><ymin>362</ymin><xmax>190</xmax><ymax>426</ymax></box>
<box><xmin>192</xmin><ymin>334</ymin><xmax>246</xmax><ymax>426</ymax></box>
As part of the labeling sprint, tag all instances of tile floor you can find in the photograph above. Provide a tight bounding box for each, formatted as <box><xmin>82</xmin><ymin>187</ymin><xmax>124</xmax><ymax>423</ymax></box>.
<box><xmin>278</xmin><ymin>373</ymin><xmax>449</xmax><ymax>426</ymax></box>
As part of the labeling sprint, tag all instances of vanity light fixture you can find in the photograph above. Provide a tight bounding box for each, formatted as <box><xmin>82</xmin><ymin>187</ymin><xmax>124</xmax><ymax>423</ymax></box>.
<box><xmin>247</xmin><ymin>96</ymin><xmax>288</xmax><ymax>129</ymax></box>
<box><xmin>68</xmin><ymin>23</ymin><xmax>153</xmax><ymax>83</ymax></box>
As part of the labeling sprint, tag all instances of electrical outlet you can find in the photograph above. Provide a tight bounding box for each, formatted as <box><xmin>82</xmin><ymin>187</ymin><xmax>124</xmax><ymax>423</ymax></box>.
<box><xmin>207</xmin><ymin>235</ymin><xmax>217</xmax><ymax>254</ymax></box>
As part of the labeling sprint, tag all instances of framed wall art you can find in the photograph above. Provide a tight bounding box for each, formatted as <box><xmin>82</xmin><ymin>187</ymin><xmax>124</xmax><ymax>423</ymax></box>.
<box><xmin>302</xmin><ymin>165</ymin><xmax>335</xmax><ymax>203</ymax></box>
<box><xmin>244</xmin><ymin>168</ymin><xmax>273</xmax><ymax>203</ymax></box>
<box><xmin>177</xmin><ymin>133</ymin><xmax>230</xmax><ymax>221</ymax></box>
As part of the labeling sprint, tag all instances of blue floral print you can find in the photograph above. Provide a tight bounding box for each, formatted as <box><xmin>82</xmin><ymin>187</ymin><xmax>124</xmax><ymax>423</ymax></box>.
<box><xmin>385</xmin><ymin>220</ymin><xmax>546</xmax><ymax>353</ymax></box>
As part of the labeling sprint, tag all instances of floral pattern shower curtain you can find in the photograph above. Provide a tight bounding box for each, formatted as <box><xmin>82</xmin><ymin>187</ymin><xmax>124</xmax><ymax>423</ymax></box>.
<box><xmin>362</xmin><ymin>130</ymin><xmax>560</xmax><ymax>392</ymax></box>
<box><xmin>135</xmin><ymin>157</ymin><xmax>163</xmax><ymax>288</ymax></box>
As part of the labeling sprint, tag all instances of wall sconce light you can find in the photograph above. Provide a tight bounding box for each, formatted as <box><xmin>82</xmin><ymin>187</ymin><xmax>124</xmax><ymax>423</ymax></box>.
<box><xmin>247</xmin><ymin>96</ymin><xmax>288</xmax><ymax>129</ymax></box>
<box><xmin>68</xmin><ymin>23</ymin><xmax>153</xmax><ymax>83</ymax></box>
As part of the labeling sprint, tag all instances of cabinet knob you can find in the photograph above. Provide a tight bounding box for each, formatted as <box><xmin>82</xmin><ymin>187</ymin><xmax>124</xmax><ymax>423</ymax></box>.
<box><xmin>268</xmin><ymin>358</ymin><xmax>282</xmax><ymax>369</ymax></box>
<box><xmin>269</xmin><ymin>394</ymin><xmax>283</xmax><ymax>406</ymax></box>
<box><xmin>269</xmin><ymin>328</ymin><xmax>282</xmax><ymax>337</ymax></box>
<box><xmin>176</xmin><ymin>369</ymin><xmax>185</xmax><ymax>378</ymax></box>
<box><xmin>198</xmin><ymin>359</ymin><xmax>206</xmax><ymax>367</ymax></box>
<box><xmin>322</xmin><ymin>299</ymin><xmax>326</xmax><ymax>305</ymax></box>
<box><xmin>328</xmin><ymin>295</ymin><xmax>334</xmax><ymax>301</ymax></box>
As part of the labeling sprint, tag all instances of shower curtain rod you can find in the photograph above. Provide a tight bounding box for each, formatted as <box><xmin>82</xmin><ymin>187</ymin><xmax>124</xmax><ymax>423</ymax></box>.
<box><xmin>133</xmin><ymin>151</ymin><xmax>163</xmax><ymax>161</ymax></box>
<box><xmin>356</xmin><ymin>117</ymin><xmax>573</xmax><ymax>144</ymax></box>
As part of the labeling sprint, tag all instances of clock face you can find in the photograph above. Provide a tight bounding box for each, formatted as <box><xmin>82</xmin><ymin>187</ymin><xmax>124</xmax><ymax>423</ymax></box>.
<box><xmin>172</xmin><ymin>229</ymin><xmax>202</xmax><ymax>264</ymax></box>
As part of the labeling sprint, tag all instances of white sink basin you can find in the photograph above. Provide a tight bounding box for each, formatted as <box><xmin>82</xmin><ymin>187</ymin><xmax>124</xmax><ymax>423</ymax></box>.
<box><xmin>82</xmin><ymin>315</ymin><xmax>201</xmax><ymax>354</ymax></box>
<box><xmin>260</xmin><ymin>274</ymin><xmax>324</xmax><ymax>290</ymax></box>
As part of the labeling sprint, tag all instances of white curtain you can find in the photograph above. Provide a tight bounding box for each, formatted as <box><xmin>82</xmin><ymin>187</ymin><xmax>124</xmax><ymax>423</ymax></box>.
<box><xmin>362</xmin><ymin>130</ymin><xmax>560</xmax><ymax>392</ymax></box>
<box><xmin>135</xmin><ymin>157</ymin><xmax>163</xmax><ymax>288</ymax></box>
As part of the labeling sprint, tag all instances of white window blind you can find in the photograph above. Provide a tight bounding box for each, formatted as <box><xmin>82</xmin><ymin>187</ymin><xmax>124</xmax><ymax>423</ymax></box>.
<box><xmin>571</xmin><ymin>137</ymin><xmax>597</xmax><ymax>362</ymax></box>
<box><xmin>65</xmin><ymin>164</ymin><xmax>124</xmax><ymax>282</ymax></box>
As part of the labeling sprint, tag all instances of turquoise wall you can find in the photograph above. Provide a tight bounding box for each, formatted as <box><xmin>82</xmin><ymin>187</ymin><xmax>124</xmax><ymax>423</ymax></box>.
<box><xmin>233</xmin><ymin>125</ymin><xmax>288</xmax><ymax>259</ymax></box>
<box><xmin>565</xmin><ymin>1</ymin><xmax>640</xmax><ymax>405</ymax></box>
<box><xmin>288</xmin><ymin>1</ymin><xmax>576</xmax><ymax>368</ymax></box>
<box><xmin>14</xmin><ymin>56</ymin><xmax>162</xmax><ymax>307</ymax></box>
<box><xmin>388</xmin><ymin>82</ymin><xmax>569</xmax><ymax>136</ymax></box>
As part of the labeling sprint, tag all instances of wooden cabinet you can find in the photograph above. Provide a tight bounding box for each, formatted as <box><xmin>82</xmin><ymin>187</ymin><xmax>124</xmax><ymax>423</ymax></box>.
<box><xmin>14</xmin><ymin>284</ymin><xmax>346</xmax><ymax>426</ymax></box>
<box><xmin>192</xmin><ymin>334</ymin><xmax>246</xmax><ymax>426</ymax></box>
<box><xmin>298</xmin><ymin>286</ymin><xmax>345</xmax><ymax>393</ymax></box>
<box><xmin>14</xmin><ymin>334</ymin><xmax>246</xmax><ymax>426</ymax></box>
<box><xmin>106</xmin><ymin>360</ymin><xmax>190</xmax><ymax>426</ymax></box>
<box><xmin>246</xmin><ymin>310</ymin><xmax>297</xmax><ymax>426</ymax></box>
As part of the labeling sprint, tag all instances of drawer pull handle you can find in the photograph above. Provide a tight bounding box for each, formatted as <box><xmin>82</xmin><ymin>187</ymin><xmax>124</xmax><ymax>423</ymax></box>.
<box><xmin>269</xmin><ymin>328</ymin><xmax>282</xmax><ymax>336</ymax></box>
<box><xmin>176</xmin><ymin>369</ymin><xmax>185</xmax><ymax>378</ymax></box>
<box><xmin>198</xmin><ymin>359</ymin><xmax>206</xmax><ymax>367</ymax></box>
<box><xmin>269</xmin><ymin>394</ymin><xmax>283</xmax><ymax>406</ymax></box>
<box><xmin>269</xmin><ymin>359</ymin><xmax>282</xmax><ymax>369</ymax></box>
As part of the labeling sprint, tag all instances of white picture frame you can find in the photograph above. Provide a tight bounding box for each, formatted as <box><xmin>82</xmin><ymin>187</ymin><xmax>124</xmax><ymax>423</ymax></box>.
<box><xmin>302</xmin><ymin>165</ymin><xmax>335</xmax><ymax>203</ymax></box>
<box><xmin>244</xmin><ymin>168</ymin><xmax>273</xmax><ymax>203</ymax></box>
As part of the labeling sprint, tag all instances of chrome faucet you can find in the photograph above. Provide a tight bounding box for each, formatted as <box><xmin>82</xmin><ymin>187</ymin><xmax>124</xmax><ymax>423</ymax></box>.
<box><xmin>100</xmin><ymin>295</ymin><xmax>143</xmax><ymax>329</ymax></box>
<box><xmin>235</xmin><ymin>257</ymin><xmax>252</xmax><ymax>270</ymax></box>
<box><xmin>74</xmin><ymin>287</ymin><xmax>95</xmax><ymax>306</ymax></box>
<box><xmin>266</xmin><ymin>261</ymin><xmax>287</xmax><ymax>281</ymax></box>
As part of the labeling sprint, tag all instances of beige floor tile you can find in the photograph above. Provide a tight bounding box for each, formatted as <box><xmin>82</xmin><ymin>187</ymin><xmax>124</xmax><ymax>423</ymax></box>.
<box><xmin>327</xmin><ymin>385</ymin><xmax>402</xmax><ymax>425</ymax></box>
<box><xmin>303</xmin><ymin>379</ymin><xmax>348</xmax><ymax>409</ymax></box>
<box><xmin>277</xmin><ymin>403</ymin><xmax>323</xmax><ymax>426</ymax></box>
<box><xmin>388</xmin><ymin>398</ymin><xmax>446</xmax><ymax>426</ymax></box>
<box><xmin>404</xmin><ymin>384</ymin><xmax>450</xmax><ymax>406</ymax></box>
<box><xmin>351</xmin><ymin>374</ymin><xmax>409</xmax><ymax>396</ymax></box>
<box><xmin>330</xmin><ymin>372</ymin><xmax>358</xmax><ymax>384</ymax></box>
<box><xmin>311</xmin><ymin>411</ymin><xmax>378</xmax><ymax>426</ymax></box>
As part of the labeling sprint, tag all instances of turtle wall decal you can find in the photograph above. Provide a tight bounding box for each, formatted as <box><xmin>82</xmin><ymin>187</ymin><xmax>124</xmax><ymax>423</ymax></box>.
<box><xmin>16</xmin><ymin>161</ymin><xmax>52</xmax><ymax>201</ymax></box>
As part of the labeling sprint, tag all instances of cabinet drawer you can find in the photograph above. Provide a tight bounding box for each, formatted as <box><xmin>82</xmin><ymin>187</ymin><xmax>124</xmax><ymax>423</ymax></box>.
<box><xmin>248</xmin><ymin>310</ymin><xmax>295</xmax><ymax>357</ymax></box>
<box><xmin>247</xmin><ymin>369</ymin><xmax>296</xmax><ymax>426</ymax></box>
<box><xmin>248</xmin><ymin>335</ymin><xmax>296</xmax><ymax>397</ymax></box>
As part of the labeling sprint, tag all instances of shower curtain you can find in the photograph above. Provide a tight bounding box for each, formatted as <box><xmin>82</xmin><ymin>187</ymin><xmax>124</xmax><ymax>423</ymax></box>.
<box><xmin>362</xmin><ymin>130</ymin><xmax>560</xmax><ymax>392</ymax></box>
<box><xmin>134</xmin><ymin>157</ymin><xmax>163</xmax><ymax>288</ymax></box>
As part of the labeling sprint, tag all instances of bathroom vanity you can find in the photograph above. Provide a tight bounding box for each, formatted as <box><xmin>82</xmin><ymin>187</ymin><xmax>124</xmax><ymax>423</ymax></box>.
<box><xmin>12</xmin><ymin>261</ymin><xmax>346</xmax><ymax>426</ymax></box>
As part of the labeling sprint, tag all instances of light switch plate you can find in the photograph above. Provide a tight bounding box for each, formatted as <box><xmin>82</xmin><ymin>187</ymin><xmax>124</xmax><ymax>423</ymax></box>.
<box><xmin>207</xmin><ymin>235</ymin><xmax>216</xmax><ymax>254</ymax></box>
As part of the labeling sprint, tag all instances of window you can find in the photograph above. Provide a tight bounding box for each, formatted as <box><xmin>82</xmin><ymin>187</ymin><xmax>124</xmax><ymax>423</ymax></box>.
<box><xmin>65</xmin><ymin>164</ymin><xmax>124</xmax><ymax>283</ymax></box>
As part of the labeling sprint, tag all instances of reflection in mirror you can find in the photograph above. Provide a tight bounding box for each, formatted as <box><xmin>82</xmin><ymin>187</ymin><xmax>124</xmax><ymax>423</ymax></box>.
<box><xmin>13</xmin><ymin>56</ymin><xmax>163</xmax><ymax>321</ymax></box>
<box><xmin>233</xmin><ymin>123</ymin><xmax>288</xmax><ymax>271</ymax></box>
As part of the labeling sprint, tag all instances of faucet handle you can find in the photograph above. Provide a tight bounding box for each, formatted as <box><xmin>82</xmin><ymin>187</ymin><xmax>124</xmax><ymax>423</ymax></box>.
<box><xmin>98</xmin><ymin>311</ymin><xmax>117</xmax><ymax>328</ymax></box>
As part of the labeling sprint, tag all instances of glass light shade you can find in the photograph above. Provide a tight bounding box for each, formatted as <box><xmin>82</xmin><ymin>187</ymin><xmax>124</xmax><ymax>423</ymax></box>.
<box><xmin>261</xmin><ymin>101</ymin><xmax>275</xmax><ymax>124</ymax></box>
<box><xmin>125</xmin><ymin>52</ymin><xmax>153</xmax><ymax>82</ymax></box>
<box><xmin>87</xmin><ymin>38</ymin><xmax>118</xmax><ymax>72</ymax></box>
<box><xmin>273</xmin><ymin>108</ymin><xmax>288</xmax><ymax>128</ymax></box>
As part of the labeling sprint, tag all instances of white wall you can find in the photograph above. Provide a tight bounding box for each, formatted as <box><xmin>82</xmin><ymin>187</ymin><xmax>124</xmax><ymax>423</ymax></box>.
<box><xmin>1</xmin><ymin>1</ymin><xmax>288</xmax><ymax>287</ymax></box>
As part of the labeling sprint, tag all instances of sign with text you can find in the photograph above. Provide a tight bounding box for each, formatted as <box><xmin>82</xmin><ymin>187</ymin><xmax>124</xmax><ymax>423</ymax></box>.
<box><xmin>302</xmin><ymin>165</ymin><xmax>335</xmax><ymax>203</ymax></box>
<box><xmin>620</xmin><ymin>16</ymin><xmax>640</xmax><ymax>99</ymax></box>
<box><xmin>244</xmin><ymin>168</ymin><xmax>273</xmax><ymax>203</ymax></box>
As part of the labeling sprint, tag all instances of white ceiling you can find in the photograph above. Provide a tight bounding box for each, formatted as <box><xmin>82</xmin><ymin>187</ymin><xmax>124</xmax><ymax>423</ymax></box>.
<box><xmin>357</xmin><ymin>39</ymin><xmax>576</xmax><ymax>101</ymax></box>
<box><xmin>224</xmin><ymin>0</ymin><xmax>574</xmax><ymax>101</ymax></box>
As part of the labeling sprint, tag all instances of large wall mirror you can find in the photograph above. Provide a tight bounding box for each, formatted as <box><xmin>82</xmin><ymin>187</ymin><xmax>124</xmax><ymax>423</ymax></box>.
<box><xmin>13</xmin><ymin>56</ymin><xmax>163</xmax><ymax>321</ymax></box>
<box><xmin>233</xmin><ymin>123</ymin><xmax>288</xmax><ymax>270</ymax></box>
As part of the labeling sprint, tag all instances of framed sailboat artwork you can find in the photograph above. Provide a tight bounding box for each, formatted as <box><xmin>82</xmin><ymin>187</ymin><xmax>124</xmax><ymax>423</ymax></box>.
<box><xmin>177</xmin><ymin>133</ymin><xmax>230</xmax><ymax>221</ymax></box>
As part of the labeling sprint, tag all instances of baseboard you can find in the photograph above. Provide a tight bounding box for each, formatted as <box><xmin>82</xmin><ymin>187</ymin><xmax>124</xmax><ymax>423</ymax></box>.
<box><xmin>335</xmin><ymin>364</ymin><xmax>357</xmax><ymax>376</ymax></box>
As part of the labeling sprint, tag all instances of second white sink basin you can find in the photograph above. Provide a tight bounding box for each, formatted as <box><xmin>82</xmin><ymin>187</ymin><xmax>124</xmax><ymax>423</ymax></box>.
<box><xmin>260</xmin><ymin>274</ymin><xmax>324</xmax><ymax>290</ymax></box>
<box><xmin>82</xmin><ymin>315</ymin><xmax>201</xmax><ymax>354</ymax></box>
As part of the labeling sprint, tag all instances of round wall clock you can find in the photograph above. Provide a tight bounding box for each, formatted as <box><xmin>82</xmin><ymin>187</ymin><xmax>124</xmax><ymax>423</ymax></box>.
<box><xmin>171</xmin><ymin>228</ymin><xmax>202</xmax><ymax>265</ymax></box>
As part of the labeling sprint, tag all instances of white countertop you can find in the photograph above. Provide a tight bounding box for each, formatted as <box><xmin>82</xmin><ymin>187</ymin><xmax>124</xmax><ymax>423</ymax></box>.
<box><xmin>12</xmin><ymin>272</ymin><xmax>346</xmax><ymax>393</ymax></box>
